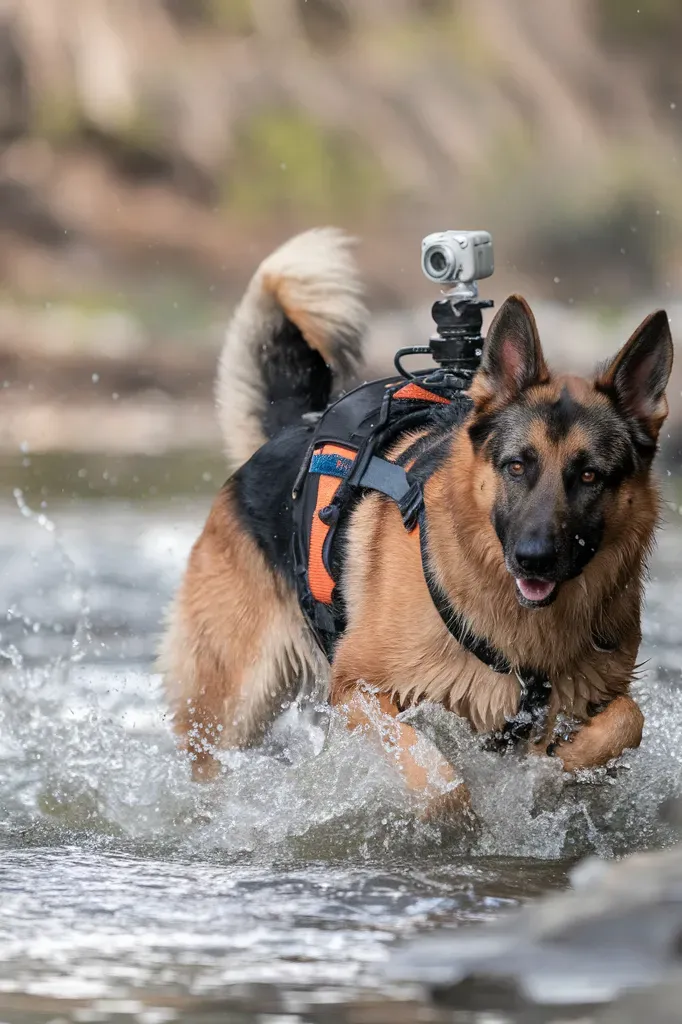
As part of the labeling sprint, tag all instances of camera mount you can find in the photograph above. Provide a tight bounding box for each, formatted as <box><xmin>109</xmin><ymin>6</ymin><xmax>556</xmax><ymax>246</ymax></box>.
<box><xmin>394</xmin><ymin>281</ymin><xmax>494</xmax><ymax>390</ymax></box>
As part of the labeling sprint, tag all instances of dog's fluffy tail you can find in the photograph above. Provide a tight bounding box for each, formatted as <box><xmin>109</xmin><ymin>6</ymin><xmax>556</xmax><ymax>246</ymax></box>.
<box><xmin>216</xmin><ymin>227</ymin><xmax>367</xmax><ymax>468</ymax></box>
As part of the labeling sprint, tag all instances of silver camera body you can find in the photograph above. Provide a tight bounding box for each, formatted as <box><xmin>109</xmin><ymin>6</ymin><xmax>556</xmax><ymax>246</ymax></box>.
<box><xmin>421</xmin><ymin>230</ymin><xmax>494</xmax><ymax>286</ymax></box>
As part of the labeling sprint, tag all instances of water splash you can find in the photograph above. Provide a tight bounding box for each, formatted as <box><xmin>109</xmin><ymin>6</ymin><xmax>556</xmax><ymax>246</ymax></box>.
<box><xmin>1</xmin><ymin>502</ymin><xmax>681</xmax><ymax>864</ymax></box>
<box><xmin>1</xmin><ymin>658</ymin><xmax>681</xmax><ymax>864</ymax></box>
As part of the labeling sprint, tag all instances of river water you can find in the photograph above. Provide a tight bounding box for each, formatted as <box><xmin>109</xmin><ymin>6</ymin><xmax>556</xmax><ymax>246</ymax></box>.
<box><xmin>1</xmin><ymin>482</ymin><xmax>682</xmax><ymax>1023</ymax></box>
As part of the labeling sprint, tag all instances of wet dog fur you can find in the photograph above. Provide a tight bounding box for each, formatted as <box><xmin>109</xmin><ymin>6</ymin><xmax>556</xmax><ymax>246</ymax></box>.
<box><xmin>159</xmin><ymin>228</ymin><xmax>673</xmax><ymax>804</ymax></box>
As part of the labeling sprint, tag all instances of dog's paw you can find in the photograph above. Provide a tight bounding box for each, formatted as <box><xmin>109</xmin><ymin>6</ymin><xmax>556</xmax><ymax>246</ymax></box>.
<box><xmin>548</xmin><ymin>695</ymin><xmax>643</xmax><ymax>772</ymax></box>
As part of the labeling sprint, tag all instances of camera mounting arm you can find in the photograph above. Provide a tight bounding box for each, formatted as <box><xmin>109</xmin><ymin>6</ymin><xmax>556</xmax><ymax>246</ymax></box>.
<box><xmin>394</xmin><ymin>288</ymin><xmax>493</xmax><ymax>387</ymax></box>
<box><xmin>428</xmin><ymin>284</ymin><xmax>494</xmax><ymax>380</ymax></box>
<box><xmin>395</xmin><ymin>244</ymin><xmax>495</xmax><ymax>389</ymax></box>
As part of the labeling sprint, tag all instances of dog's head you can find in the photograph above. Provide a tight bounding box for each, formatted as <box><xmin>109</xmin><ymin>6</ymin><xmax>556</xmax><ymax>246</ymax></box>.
<box><xmin>467</xmin><ymin>296</ymin><xmax>673</xmax><ymax>608</ymax></box>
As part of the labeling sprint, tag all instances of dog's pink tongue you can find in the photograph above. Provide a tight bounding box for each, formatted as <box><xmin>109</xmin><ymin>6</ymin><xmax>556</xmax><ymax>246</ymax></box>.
<box><xmin>516</xmin><ymin>578</ymin><xmax>556</xmax><ymax>602</ymax></box>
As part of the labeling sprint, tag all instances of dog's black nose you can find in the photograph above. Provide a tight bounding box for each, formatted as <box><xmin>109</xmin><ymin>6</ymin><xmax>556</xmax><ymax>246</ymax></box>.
<box><xmin>514</xmin><ymin>533</ymin><xmax>557</xmax><ymax>575</ymax></box>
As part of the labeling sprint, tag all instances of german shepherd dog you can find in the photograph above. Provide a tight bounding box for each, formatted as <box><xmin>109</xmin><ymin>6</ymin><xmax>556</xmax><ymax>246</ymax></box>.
<box><xmin>160</xmin><ymin>228</ymin><xmax>673</xmax><ymax>815</ymax></box>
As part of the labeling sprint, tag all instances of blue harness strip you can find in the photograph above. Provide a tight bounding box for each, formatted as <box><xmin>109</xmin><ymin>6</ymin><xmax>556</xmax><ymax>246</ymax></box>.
<box><xmin>309</xmin><ymin>453</ymin><xmax>354</xmax><ymax>479</ymax></box>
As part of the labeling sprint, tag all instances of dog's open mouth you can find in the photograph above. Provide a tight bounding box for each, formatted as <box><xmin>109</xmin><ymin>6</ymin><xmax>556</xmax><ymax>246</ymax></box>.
<box><xmin>515</xmin><ymin>578</ymin><xmax>557</xmax><ymax>605</ymax></box>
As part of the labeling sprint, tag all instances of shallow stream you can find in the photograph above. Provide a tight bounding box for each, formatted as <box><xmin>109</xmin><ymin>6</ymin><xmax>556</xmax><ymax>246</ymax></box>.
<box><xmin>1</xmin><ymin>483</ymin><xmax>682</xmax><ymax>1023</ymax></box>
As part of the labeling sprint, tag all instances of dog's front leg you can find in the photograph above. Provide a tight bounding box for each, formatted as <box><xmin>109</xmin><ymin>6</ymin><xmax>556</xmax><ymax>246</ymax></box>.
<box><xmin>550</xmin><ymin>694</ymin><xmax>644</xmax><ymax>772</ymax></box>
<box><xmin>332</xmin><ymin>686</ymin><xmax>471</xmax><ymax>819</ymax></box>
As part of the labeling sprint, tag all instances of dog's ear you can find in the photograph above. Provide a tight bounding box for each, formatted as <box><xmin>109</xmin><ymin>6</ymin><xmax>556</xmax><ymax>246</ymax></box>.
<box><xmin>596</xmin><ymin>310</ymin><xmax>673</xmax><ymax>445</ymax></box>
<box><xmin>470</xmin><ymin>295</ymin><xmax>549</xmax><ymax>408</ymax></box>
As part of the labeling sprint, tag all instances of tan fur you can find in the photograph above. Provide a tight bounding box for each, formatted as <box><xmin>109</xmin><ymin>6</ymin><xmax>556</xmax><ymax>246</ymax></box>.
<box><xmin>159</xmin><ymin>486</ymin><xmax>326</xmax><ymax>780</ymax></box>
<box><xmin>330</xmin><ymin>379</ymin><xmax>654</xmax><ymax>740</ymax></box>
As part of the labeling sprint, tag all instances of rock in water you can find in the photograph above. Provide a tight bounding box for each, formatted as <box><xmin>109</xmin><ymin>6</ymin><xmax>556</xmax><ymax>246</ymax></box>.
<box><xmin>388</xmin><ymin>842</ymin><xmax>682</xmax><ymax>1016</ymax></box>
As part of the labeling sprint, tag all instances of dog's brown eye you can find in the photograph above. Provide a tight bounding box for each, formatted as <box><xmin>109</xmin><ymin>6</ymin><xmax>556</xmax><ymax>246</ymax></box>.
<box><xmin>508</xmin><ymin>461</ymin><xmax>525</xmax><ymax>477</ymax></box>
<box><xmin>581</xmin><ymin>469</ymin><xmax>596</xmax><ymax>484</ymax></box>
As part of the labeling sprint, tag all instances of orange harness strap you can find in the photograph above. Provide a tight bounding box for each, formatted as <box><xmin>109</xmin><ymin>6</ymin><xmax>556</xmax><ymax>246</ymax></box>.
<box><xmin>308</xmin><ymin>443</ymin><xmax>357</xmax><ymax>604</ymax></box>
<box><xmin>392</xmin><ymin>382</ymin><xmax>451</xmax><ymax>405</ymax></box>
<box><xmin>306</xmin><ymin>385</ymin><xmax>451</xmax><ymax>608</ymax></box>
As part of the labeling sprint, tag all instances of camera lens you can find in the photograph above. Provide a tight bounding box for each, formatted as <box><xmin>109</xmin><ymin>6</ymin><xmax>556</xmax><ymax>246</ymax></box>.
<box><xmin>423</xmin><ymin>243</ymin><xmax>456</xmax><ymax>281</ymax></box>
<box><xmin>429</xmin><ymin>251</ymin><xmax>447</xmax><ymax>274</ymax></box>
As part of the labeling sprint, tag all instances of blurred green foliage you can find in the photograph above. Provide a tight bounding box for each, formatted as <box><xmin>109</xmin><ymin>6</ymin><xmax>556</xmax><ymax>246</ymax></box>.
<box><xmin>597</xmin><ymin>0</ymin><xmax>682</xmax><ymax>47</ymax></box>
<box><xmin>164</xmin><ymin>0</ymin><xmax>253</xmax><ymax>32</ymax></box>
<box><xmin>226</xmin><ymin>110</ymin><xmax>388</xmax><ymax>216</ymax></box>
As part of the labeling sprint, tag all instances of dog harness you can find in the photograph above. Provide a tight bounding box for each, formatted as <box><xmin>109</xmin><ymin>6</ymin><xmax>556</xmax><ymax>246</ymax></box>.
<box><xmin>290</xmin><ymin>375</ymin><xmax>552</xmax><ymax>746</ymax></box>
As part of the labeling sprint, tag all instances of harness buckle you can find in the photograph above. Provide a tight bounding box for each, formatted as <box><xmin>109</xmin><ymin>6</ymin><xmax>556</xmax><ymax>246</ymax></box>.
<box><xmin>318</xmin><ymin>503</ymin><xmax>339</xmax><ymax>526</ymax></box>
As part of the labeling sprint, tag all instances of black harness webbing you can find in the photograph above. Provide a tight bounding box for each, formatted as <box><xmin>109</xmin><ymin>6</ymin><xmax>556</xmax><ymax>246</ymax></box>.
<box><xmin>416</xmin><ymin>506</ymin><xmax>552</xmax><ymax>746</ymax></box>
<box><xmin>417</xmin><ymin>507</ymin><xmax>514</xmax><ymax>676</ymax></box>
<box><xmin>290</xmin><ymin>376</ymin><xmax>553</xmax><ymax>745</ymax></box>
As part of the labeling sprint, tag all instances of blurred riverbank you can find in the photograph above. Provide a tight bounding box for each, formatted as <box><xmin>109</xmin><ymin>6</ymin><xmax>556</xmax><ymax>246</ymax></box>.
<box><xmin>3</xmin><ymin>1</ymin><xmax>682</xmax><ymax>461</ymax></box>
<box><xmin>2</xmin><ymin>294</ymin><xmax>681</xmax><ymax>461</ymax></box>
<box><xmin>2</xmin><ymin>1</ymin><xmax>682</xmax><ymax>310</ymax></box>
